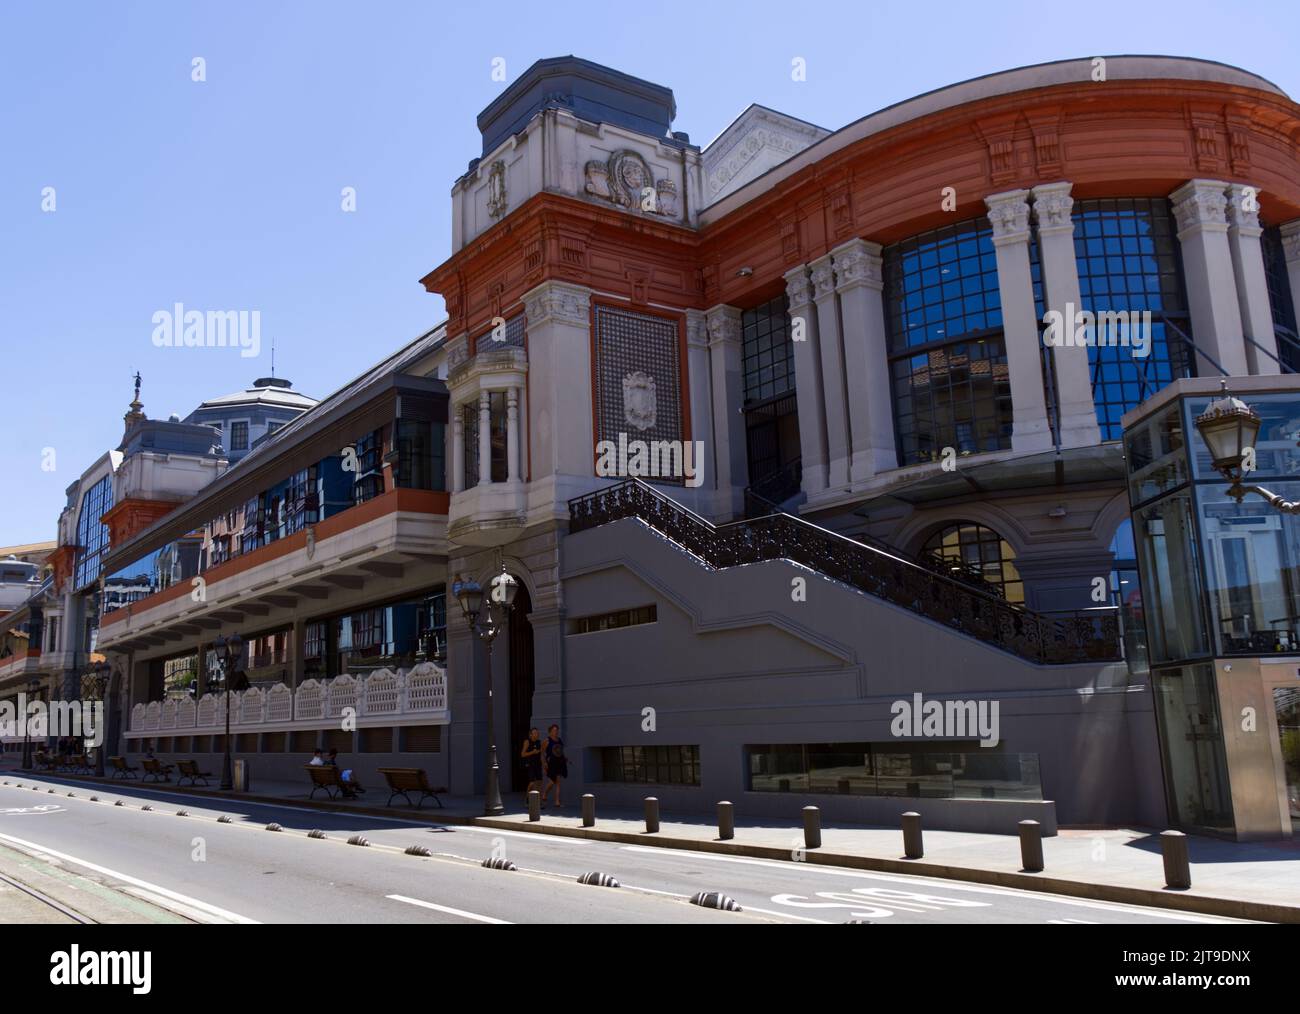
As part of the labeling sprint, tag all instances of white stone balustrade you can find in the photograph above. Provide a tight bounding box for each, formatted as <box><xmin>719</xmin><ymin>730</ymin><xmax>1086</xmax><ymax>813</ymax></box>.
<box><xmin>126</xmin><ymin>664</ymin><xmax>449</xmax><ymax>737</ymax></box>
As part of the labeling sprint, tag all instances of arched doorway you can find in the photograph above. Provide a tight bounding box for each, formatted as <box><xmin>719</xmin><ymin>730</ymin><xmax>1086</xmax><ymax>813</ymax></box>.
<box><xmin>507</xmin><ymin>581</ymin><xmax>535</xmax><ymax>792</ymax></box>
<box><xmin>922</xmin><ymin>520</ymin><xmax>1024</xmax><ymax>604</ymax></box>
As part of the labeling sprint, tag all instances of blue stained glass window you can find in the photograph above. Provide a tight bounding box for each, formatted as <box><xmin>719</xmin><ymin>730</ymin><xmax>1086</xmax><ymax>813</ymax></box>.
<box><xmin>74</xmin><ymin>474</ymin><xmax>114</xmax><ymax>591</ymax></box>
<box><xmin>885</xmin><ymin>217</ymin><xmax>1012</xmax><ymax>465</ymax></box>
<box><xmin>1071</xmin><ymin>198</ymin><xmax>1194</xmax><ymax>440</ymax></box>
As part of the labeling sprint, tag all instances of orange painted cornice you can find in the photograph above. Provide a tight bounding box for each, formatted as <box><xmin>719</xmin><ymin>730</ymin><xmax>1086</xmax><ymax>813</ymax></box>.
<box><xmin>46</xmin><ymin>544</ymin><xmax>79</xmax><ymax>596</ymax></box>
<box><xmin>100</xmin><ymin>498</ymin><xmax>184</xmax><ymax>548</ymax></box>
<box><xmin>421</xmin><ymin>77</ymin><xmax>1300</xmax><ymax>316</ymax></box>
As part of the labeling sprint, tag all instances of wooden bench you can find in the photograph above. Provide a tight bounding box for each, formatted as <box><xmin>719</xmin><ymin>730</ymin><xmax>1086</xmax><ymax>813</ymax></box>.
<box><xmin>305</xmin><ymin>764</ymin><xmax>346</xmax><ymax>800</ymax></box>
<box><xmin>378</xmin><ymin>767</ymin><xmax>445</xmax><ymax>809</ymax></box>
<box><xmin>177</xmin><ymin>760</ymin><xmax>213</xmax><ymax>786</ymax></box>
<box><xmin>108</xmin><ymin>756</ymin><xmax>139</xmax><ymax>779</ymax></box>
<box><xmin>70</xmin><ymin>753</ymin><xmax>92</xmax><ymax>775</ymax></box>
<box><xmin>141</xmin><ymin>758</ymin><xmax>174</xmax><ymax>783</ymax></box>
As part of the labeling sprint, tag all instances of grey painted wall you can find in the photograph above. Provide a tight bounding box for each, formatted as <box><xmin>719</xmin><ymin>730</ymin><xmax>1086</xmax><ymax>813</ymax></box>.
<box><xmin>540</xmin><ymin>517</ymin><xmax>1166</xmax><ymax>832</ymax></box>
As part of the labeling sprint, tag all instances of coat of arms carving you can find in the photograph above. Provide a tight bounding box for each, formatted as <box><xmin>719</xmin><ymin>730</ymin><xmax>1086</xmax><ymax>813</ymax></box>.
<box><xmin>622</xmin><ymin>371</ymin><xmax>657</xmax><ymax>431</ymax></box>
<box><xmin>585</xmin><ymin>149</ymin><xmax>675</xmax><ymax>218</ymax></box>
<box><xmin>486</xmin><ymin>160</ymin><xmax>508</xmax><ymax>219</ymax></box>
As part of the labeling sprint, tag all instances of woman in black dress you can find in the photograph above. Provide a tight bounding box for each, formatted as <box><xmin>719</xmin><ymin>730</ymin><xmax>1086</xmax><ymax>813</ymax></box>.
<box><xmin>541</xmin><ymin>724</ymin><xmax>567</xmax><ymax>809</ymax></box>
<box><xmin>520</xmin><ymin>727</ymin><xmax>544</xmax><ymax>801</ymax></box>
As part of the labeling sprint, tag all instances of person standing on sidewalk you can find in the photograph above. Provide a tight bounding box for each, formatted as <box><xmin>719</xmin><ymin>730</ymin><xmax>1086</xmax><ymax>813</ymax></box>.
<box><xmin>541</xmin><ymin>724</ymin><xmax>567</xmax><ymax>809</ymax></box>
<box><xmin>521</xmin><ymin>728</ymin><xmax>544</xmax><ymax>802</ymax></box>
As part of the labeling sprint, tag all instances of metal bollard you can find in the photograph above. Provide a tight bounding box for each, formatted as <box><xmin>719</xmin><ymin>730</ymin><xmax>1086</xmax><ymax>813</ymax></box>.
<box><xmin>802</xmin><ymin>805</ymin><xmax>821</xmax><ymax>849</ymax></box>
<box><xmin>1018</xmin><ymin>819</ymin><xmax>1044</xmax><ymax>872</ymax></box>
<box><xmin>718</xmin><ymin>801</ymin><xmax>735</xmax><ymax>841</ymax></box>
<box><xmin>644</xmin><ymin>797</ymin><xmax>660</xmax><ymax>833</ymax></box>
<box><xmin>581</xmin><ymin>793</ymin><xmax>596</xmax><ymax>828</ymax></box>
<box><xmin>902</xmin><ymin>811</ymin><xmax>923</xmax><ymax>859</ymax></box>
<box><xmin>528</xmin><ymin>790</ymin><xmax>540</xmax><ymax>822</ymax></box>
<box><xmin>1160</xmin><ymin>830</ymin><xmax>1191</xmax><ymax>889</ymax></box>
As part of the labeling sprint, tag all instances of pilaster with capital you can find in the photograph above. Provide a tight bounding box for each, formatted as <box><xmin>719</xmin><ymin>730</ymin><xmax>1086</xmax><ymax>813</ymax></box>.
<box><xmin>810</xmin><ymin>252</ymin><xmax>851</xmax><ymax>488</ymax></box>
<box><xmin>1225</xmin><ymin>183</ymin><xmax>1279</xmax><ymax>375</ymax></box>
<box><xmin>705</xmin><ymin>304</ymin><xmax>747</xmax><ymax>520</ymax></box>
<box><xmin>1030</xmin><ymin>181</ymin><xmax>1101</xmax><ymax>448</ymax></box>
<box><xmin>1170</xmin><ymin>179</ymin><xmax>1248</xmax><ymax>376</ymax></box>
<box><xmin>985</xmin><ymin>189</ymin><xmax>1052</xmax><ymax>452</ymax></box>
<box><xmin>684</xmin><ymin>309</ymin><xmax>717</xmax><ymax>494</ymax></box>
<box><xmin>521</xmin><ymin>280</ymin><xmax>593</xmax><ymax>483</ymax></box>
<box><xmin>831</xmin><ymin>239</ymin><xmax>895</xmax><ymax>479</ymax></box>
<box><xmin>783</xmin><ymin>265</ymin><xmax>828</xmax><ymax>494</ymax></box>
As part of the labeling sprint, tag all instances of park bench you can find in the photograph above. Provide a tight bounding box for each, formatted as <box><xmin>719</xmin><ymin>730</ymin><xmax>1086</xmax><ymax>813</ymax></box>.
<box><xmin>377</xmin><ymin>767</ymin><xmax>445</xmax><ymax>809</ymax></box>
<box><xmin>70</xmin><ymin>753</ymin><xmax>92</xmax><ymax>774</ymax></box>
<box><xmin>108</xmin><ymin>756</ymin><xmax>139</xmax><ymax>779</ymax></box>
<box><xmin>305</xmin><ymin>764</ymin><xmax>346</xmax><ymax>800</ymax></box>
<box><xmin>177</xmin><ymin>760</ymin><xmax>213</xmax><ymax>786</ymax></box>
<box><xmin>141</xmin><ymin>757</ymin><xmax>174</xmax><ymax>783</ymax></box>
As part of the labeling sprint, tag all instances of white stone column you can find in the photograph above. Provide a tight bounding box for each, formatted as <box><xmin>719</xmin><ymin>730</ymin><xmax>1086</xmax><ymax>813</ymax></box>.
<box><xmin>705</xmin><ymin>304</ymin><xmax>746</xmax><ymax>520</ymax></box>
<box><xmin>832</xmin><ymin>239</ymin><xmax>896</xmax><ymax>479</ymax></box>
<box><xmin>451</xmin><ymin>407</ymin><xmax>465</xmax><ymax>493</ymax></box>
<box><xmin>1225</xmin><ymin>184</ymin><xmax>1280</xmax><ymax>376</ymax></box>
<box><xmin>1170</xmin><ymin>179</ymin><xmax>1249</xmax><ymax>377</ymax></box>
<box><xmin>477</xmin><ymin>390</ymin><xmax>491</xmax><ymax>488</ymax></box>
<box><xmin>783</xmin><ymin>266</ymin><xmax>828</xmax><ymax>495</ymax></box>
<box><xmin>506</xmin><ymin>387</ymin><xmax>521</xmax><ymax>482</ymax></box>
<box><xmin>1031</xmin><ymin>181</ymin><xmax>1101</xmax><ymax>447</ymax></box>
<box><xmin>521</xmin><ymin>281</ymin><xmax>593</xmax><ymax>486</ymax></box>
<box><xmin>684</xmin><ymin>310</ymin><xmax>716</xmax><ymax>492</ymax></box>
<box><xmin>810</xmin><ymin>253</ymin><xmax>851</xmax><ymax>487</ymax></box>
<box><xmin>985</xmin><ymin>189</ymin><xmax>1053</xmax><ymax>453</ymax></box>
<box><xmin>1282</xmin><ymin>222</ymin><xmax>1300</xmax><ymax>359</ymax></box>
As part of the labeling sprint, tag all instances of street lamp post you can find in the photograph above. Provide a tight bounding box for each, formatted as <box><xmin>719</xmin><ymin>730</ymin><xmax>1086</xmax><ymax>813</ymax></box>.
<box><xmin>452</xmin><ymin>566</ymin><xmax>518</xmax><ymax>816</ymax></box>
<box><xmin>20</xmin><ymin>677</ymin><xmax>40</xmax><ymax>771</ymax></box>
<box><xmin>214</xmin><ymin>634</ymin><xmax>244</xmax><ymax>791</ymax></box>
<box><xmin>1192</xmin><ymin>392</ymin><xmax>1300</xmax><ymax>511</ymax></box>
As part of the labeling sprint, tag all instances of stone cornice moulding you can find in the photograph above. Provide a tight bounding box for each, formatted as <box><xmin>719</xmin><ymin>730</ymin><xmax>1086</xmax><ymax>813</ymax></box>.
<box><xmin>683</xmin><ymin>308</ymin><xmax>709</xmax><ymax>350</ymax></box>
<box><xmin>831</xmin><ymin>238</ymin><xmax>883</xmax><ymax>292</ymax></box>
<box><xmin>1224</xmin><ymin>182</ymin><xmax>1263</xmax><ymax>236</ymax></box>
<box><xmin>784</xmin><ymin>265</ymin><xmax>814</xmax><ymax>310</ymax></box>
<box><xmin>1030</xmin><ymin>181</ymin><xmax>1075</xmax><ymax>236</ymax></box>
<box><xmin>522</xmin><ymin>279</ymin><xmax>592</xmax><ymax>330</ymax></box>
<box><xmin>984</xmin><ymin>188</ymin><xmax>1032</xmax><ymax>246</ymax></box>
<box><xmin>704</xmin><ymin>304</ymin><xmax>742</xmax><ymax>348</ymax></box>
<box><xmin>809</xmin><ymin>254</ymin><xmax>836</xmax><ymax>303</ymax></box>
<box><xmin>1280</xmin><ymin>220</ymin><xmax>1300</xmax><ymax>263</ymax></box>
<box><xmin>1171</xmin><ymin>178</ymin><xmax>1230</xmax><ymax>236</ymax></box>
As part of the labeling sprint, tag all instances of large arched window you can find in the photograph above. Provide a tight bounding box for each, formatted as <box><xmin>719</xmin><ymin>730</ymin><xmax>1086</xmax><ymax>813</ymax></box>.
<box><xmin>885</xmin><ymin>217</ymin><xmax>1014</xmax><ymax>466</ymax></box>
<box><xmin>74</xmin><ymin>475</ymin><xmax>114</xmax><ymax>591</ymax></box>
<box><xmin>922</xmin><ymin>520</ymin><xmax>1023</xmax><ymax>605</ymax></box>
<box><xmin>1071</xmin><ymin>198</ymin><xmax>1194</xmax><ymax>440</ymax></box>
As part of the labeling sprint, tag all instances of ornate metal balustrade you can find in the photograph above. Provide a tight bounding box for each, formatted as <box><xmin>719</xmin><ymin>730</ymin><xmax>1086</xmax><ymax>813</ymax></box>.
<box><xmin>569</xmin><ymin>478</ymin><xmax>1121</xmax><ymax>665</ymax></box>
<box><xmin>127</xmin><ymin>663</ymin><xmax>448</xmax><ymax>736</ymax></box>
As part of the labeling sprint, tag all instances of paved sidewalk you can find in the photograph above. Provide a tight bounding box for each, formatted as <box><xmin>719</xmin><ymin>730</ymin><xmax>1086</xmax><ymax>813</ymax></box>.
<box><xmin>4</xmin><ymin>759</ymin><xmax>1297</xmax><ymax>922</ymax></box>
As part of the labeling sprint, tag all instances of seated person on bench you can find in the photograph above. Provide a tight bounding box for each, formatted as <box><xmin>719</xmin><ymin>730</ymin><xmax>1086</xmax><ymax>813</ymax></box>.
<box><xmin>326</xmin><ymin>748</ymin><xmax>365</xmax><ymax>797</ymax></box>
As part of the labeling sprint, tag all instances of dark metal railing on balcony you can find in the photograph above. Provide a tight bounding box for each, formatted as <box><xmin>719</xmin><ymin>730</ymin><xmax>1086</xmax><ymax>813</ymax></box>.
<box><xmin>569</xmin><ymin>477</ymin><xmax>1121</xmax><ymax>665</ymax></box>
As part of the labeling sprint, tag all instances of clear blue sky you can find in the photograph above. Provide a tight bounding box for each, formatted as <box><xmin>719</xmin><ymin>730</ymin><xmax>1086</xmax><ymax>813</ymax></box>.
<box><xmin>2</xmin><ymin>0</ymin><xmax>1298</xmax><ymax>545</ymax></box>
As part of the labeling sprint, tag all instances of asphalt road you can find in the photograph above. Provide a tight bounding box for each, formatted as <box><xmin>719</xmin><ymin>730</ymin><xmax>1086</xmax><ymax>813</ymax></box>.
<box><xmin>0</xmin><ymin>774</ymin><xmax>1255</xmax><ymax>925</ymax></box>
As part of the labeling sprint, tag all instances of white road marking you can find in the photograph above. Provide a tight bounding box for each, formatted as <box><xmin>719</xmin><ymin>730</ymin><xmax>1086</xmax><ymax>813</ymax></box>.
<box><xmin>386</xmin><ymin>894</ymin><xmax>511</xmax><ymax>924</ymax></box>
<box><xmin>0</xmin><ymin>830</ymin><xmax>259</xmax><ymax>924</ymax></box>
<box><xmin>1048</xmin><ymin>917</ymin><xmax>1098</xmax><ymax>924</ymax></box>
<box><xmin>457</xmin><ymin>826</ymin><xmax>595</xmax><ymax>845</ymax></box>
<box><xmin>619</xmin><ymin>845</ymin><xmax>1245</xmax><ymax>923</ymax></box>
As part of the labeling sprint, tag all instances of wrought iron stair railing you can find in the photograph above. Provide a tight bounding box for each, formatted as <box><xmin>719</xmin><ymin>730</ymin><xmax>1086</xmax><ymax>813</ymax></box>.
<box><xmin>569</xmin><ymin>478</ymin><xmax>1121</xmax><ymax>665</ymax></box>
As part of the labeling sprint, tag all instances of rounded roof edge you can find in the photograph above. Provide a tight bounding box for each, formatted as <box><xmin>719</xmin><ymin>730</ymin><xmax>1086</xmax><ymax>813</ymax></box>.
<box><xmin>701</xmin><ymin>55</ymin><xmax>1291</xmax><ymax>224</ymax></box>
